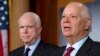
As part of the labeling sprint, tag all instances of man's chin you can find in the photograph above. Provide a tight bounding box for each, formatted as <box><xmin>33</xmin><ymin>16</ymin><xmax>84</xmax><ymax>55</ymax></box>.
<box><xmin>64</xmin><ymin>35</ymin><xmax>72</xmax><ymax>38</ymax></box>
<box><xmin>23</xmin><ymin>40</ymin><xmax>30</xmax><ymax>44</ymax></box>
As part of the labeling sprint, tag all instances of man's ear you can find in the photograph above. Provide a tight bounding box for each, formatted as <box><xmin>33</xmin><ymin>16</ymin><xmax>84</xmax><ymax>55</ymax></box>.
<box><xmin>38</xmin><ymin>27</ymin><xmax>42</xmax><ymax>35</ymax></box>
<box><xmin>85</xmin><ymin>19</ymin><xmax>92</xmax><ymax>31</ymax></box>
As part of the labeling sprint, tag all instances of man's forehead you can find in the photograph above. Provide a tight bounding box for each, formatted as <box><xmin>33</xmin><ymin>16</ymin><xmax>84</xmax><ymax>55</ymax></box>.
<box><xmin>63</xmin><ymin>3</ymin><xmax>85</xmax><ymax>14</ymax></box>
<box><xmin>63</xmin><ymin>6</ymin><xmax>81</xmax><ymax>14</ymax></box>
<box><xmin>19</xmin><ymin>15</ymin><xmax>35</xmax><ymax>23</ymax></box>
<box><xmin>66</xmin><ymin>2</ymin><xmax>83</xmax><ymax>7</ymax></box>
<box><xmin>65</xmin><ymin>3</ymin><xmax>83</xmax><ymax>10</ymax></box>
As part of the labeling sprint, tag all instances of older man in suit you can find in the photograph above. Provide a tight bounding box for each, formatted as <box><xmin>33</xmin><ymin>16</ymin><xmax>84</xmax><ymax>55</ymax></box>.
<box><xmin>10</xmin><ymin>12</ymin><xmax>58</xmax><ymax>56</ymax></box>
<box><xmin>59</xmin><ymin>2</ymin><xmax>100</xmax><ymax>56</ymax></box>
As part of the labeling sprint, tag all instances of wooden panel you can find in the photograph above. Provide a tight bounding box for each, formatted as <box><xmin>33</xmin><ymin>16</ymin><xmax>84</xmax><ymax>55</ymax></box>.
<box><xmin>30</xmin><ymin>0</ymin><xmax>58</xmax><ymax>45</ymax></box>
<box><xmin>10</xmin><ymin>0</ymin><xmax>29</xmax><ymax>51</ymax></box>
<box><xmin>45</xmin><ymin>0</ymin><xmax>58</xmax><ymax>45</ymax></box>
<box><xmin>58</xmin><ymin>0</ymin><xmax>95</xmax><ymax>8</ymax></box>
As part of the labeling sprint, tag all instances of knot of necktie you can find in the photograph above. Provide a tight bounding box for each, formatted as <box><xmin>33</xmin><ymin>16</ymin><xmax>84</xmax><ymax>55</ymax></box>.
<box><xmin>64</xmin><ymin>47</ymin><xmax>74</xmax><ymax>56</ymax></box>
<box><xmin>24</xmin><ymin>48</ymin><xmax>30</xmax><ymax>56</ymax></box>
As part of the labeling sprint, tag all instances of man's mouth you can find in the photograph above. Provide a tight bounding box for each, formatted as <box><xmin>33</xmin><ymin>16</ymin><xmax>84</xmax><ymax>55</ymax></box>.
<box><xmin>63</xmin><ymin>26</ymin><xmax>72</xmax><ymax>31</ymax></box>
<box><xmin>64</xmin><ymin>26</ymin><xmax>71</xmax><ymax>29</ymax></box>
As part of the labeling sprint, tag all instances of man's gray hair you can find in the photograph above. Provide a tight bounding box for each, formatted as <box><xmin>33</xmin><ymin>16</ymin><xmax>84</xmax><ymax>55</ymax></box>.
<box><xmin>76</xmin><ymin>2</ymin><xmax>92</xmax><ymax>32</ymax></box>
<box><xmin>81</xmin><ymin>5</ymin><xmax>91</xmax><ymax>19</ymax></box>
<box><xmin>77</xmin><ymin>2</ymin><xmax>92</xmax><ymax>19</ymax></box>
<box><xmin>18</xmin><ymin>12</ymin><xmax>41</xmax><ymax>28</ymax></box>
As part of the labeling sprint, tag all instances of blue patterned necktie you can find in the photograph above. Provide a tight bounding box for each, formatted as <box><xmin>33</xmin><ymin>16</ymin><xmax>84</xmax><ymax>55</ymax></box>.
<box><xmin>24</xmin><ymin>48</ymin><xmax>30</xmax><ymax>56</ymax></box>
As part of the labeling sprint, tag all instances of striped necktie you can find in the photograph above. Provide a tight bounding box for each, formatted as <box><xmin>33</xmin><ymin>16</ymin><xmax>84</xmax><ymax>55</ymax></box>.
<box><xmin>24</xmin><ymin>48</ymin><xmax>30</xmax><ymax>56</ymax></box>
<box><xmin>64</xmin><ymin>47</ymin><xmax>74</xmax><ymax>56</ymax></box>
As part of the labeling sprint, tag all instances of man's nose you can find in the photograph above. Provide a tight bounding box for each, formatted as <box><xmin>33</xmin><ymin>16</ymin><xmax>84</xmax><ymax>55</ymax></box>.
<box><xmin>23</xmin><ymin>27</ymin><xmax>28</xmax><ymax>34</ymax></box>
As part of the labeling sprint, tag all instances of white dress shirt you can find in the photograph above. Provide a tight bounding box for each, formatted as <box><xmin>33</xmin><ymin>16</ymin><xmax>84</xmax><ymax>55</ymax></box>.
<box><xmin>63</xmin><ymin>36</ymin><xmax>88</xmax><ymax>56</ymax></box>
<box><xmin>24</xmin><ymin>37</ymin><xmax>41</xmax><ymax>56</ymax></box>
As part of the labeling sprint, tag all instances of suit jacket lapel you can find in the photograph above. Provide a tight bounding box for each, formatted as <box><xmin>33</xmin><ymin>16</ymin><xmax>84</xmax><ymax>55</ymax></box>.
<box><xmin>76</xmin><ymin>37</ymin><xmax>93</xmax><ymax>56</ymax></box>
<box><xmin>32</xmin><ymin>40</ymin><xmax>45</xmax><ymax>56</ymax></box>
<box><xmin>17</xmin><ymin>46</ymin><xmax>25</xmax><ymax>56</ymax></box>
<box><xmin>60</xmin><ymin>46</ymin><xmax>66</xmax><ymax>55</ymax></box>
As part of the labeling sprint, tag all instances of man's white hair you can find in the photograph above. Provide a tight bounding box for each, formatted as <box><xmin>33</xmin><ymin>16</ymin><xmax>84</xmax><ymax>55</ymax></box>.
<box><xmin>75</xmin><ymin>2</ymin><xmax>92</xmax><ymax>31</ymax></box>
<box><xmin>18</xmin><ymin>12</ymin><xmax>41</xmax><ymax>28</ymax></box>
<box><xmin>79</xmin><ymin>3</ymin><xmax>91</xmax><ymax>19</ymax></box>
<box><xmin>68</xmin><ymin>2</ymin><xmax>92</xmax><ymax>19</ymax></box>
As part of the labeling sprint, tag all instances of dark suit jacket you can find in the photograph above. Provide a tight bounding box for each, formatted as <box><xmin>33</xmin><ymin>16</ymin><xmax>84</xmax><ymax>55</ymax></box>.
<box><xmin>10</xmin><ymin>40</ymin><xmax>58</xmax><ymax>56</ymax></box>
<box><xmin>58</xmin><ymin>37</ymin><xmax>100</xmax><ymax>56</ymax></box>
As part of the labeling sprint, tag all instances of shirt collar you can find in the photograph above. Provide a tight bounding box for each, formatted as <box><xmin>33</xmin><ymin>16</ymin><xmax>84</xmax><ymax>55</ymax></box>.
<box><xmin>25</xmin><ymin>37</ymin><xmax>41</xmax><ymax>50</ymax></box>
<box><xmin>66</xmin><ymin>36</ymin><xmax>88</xmax><ymax>51</ymax></box>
